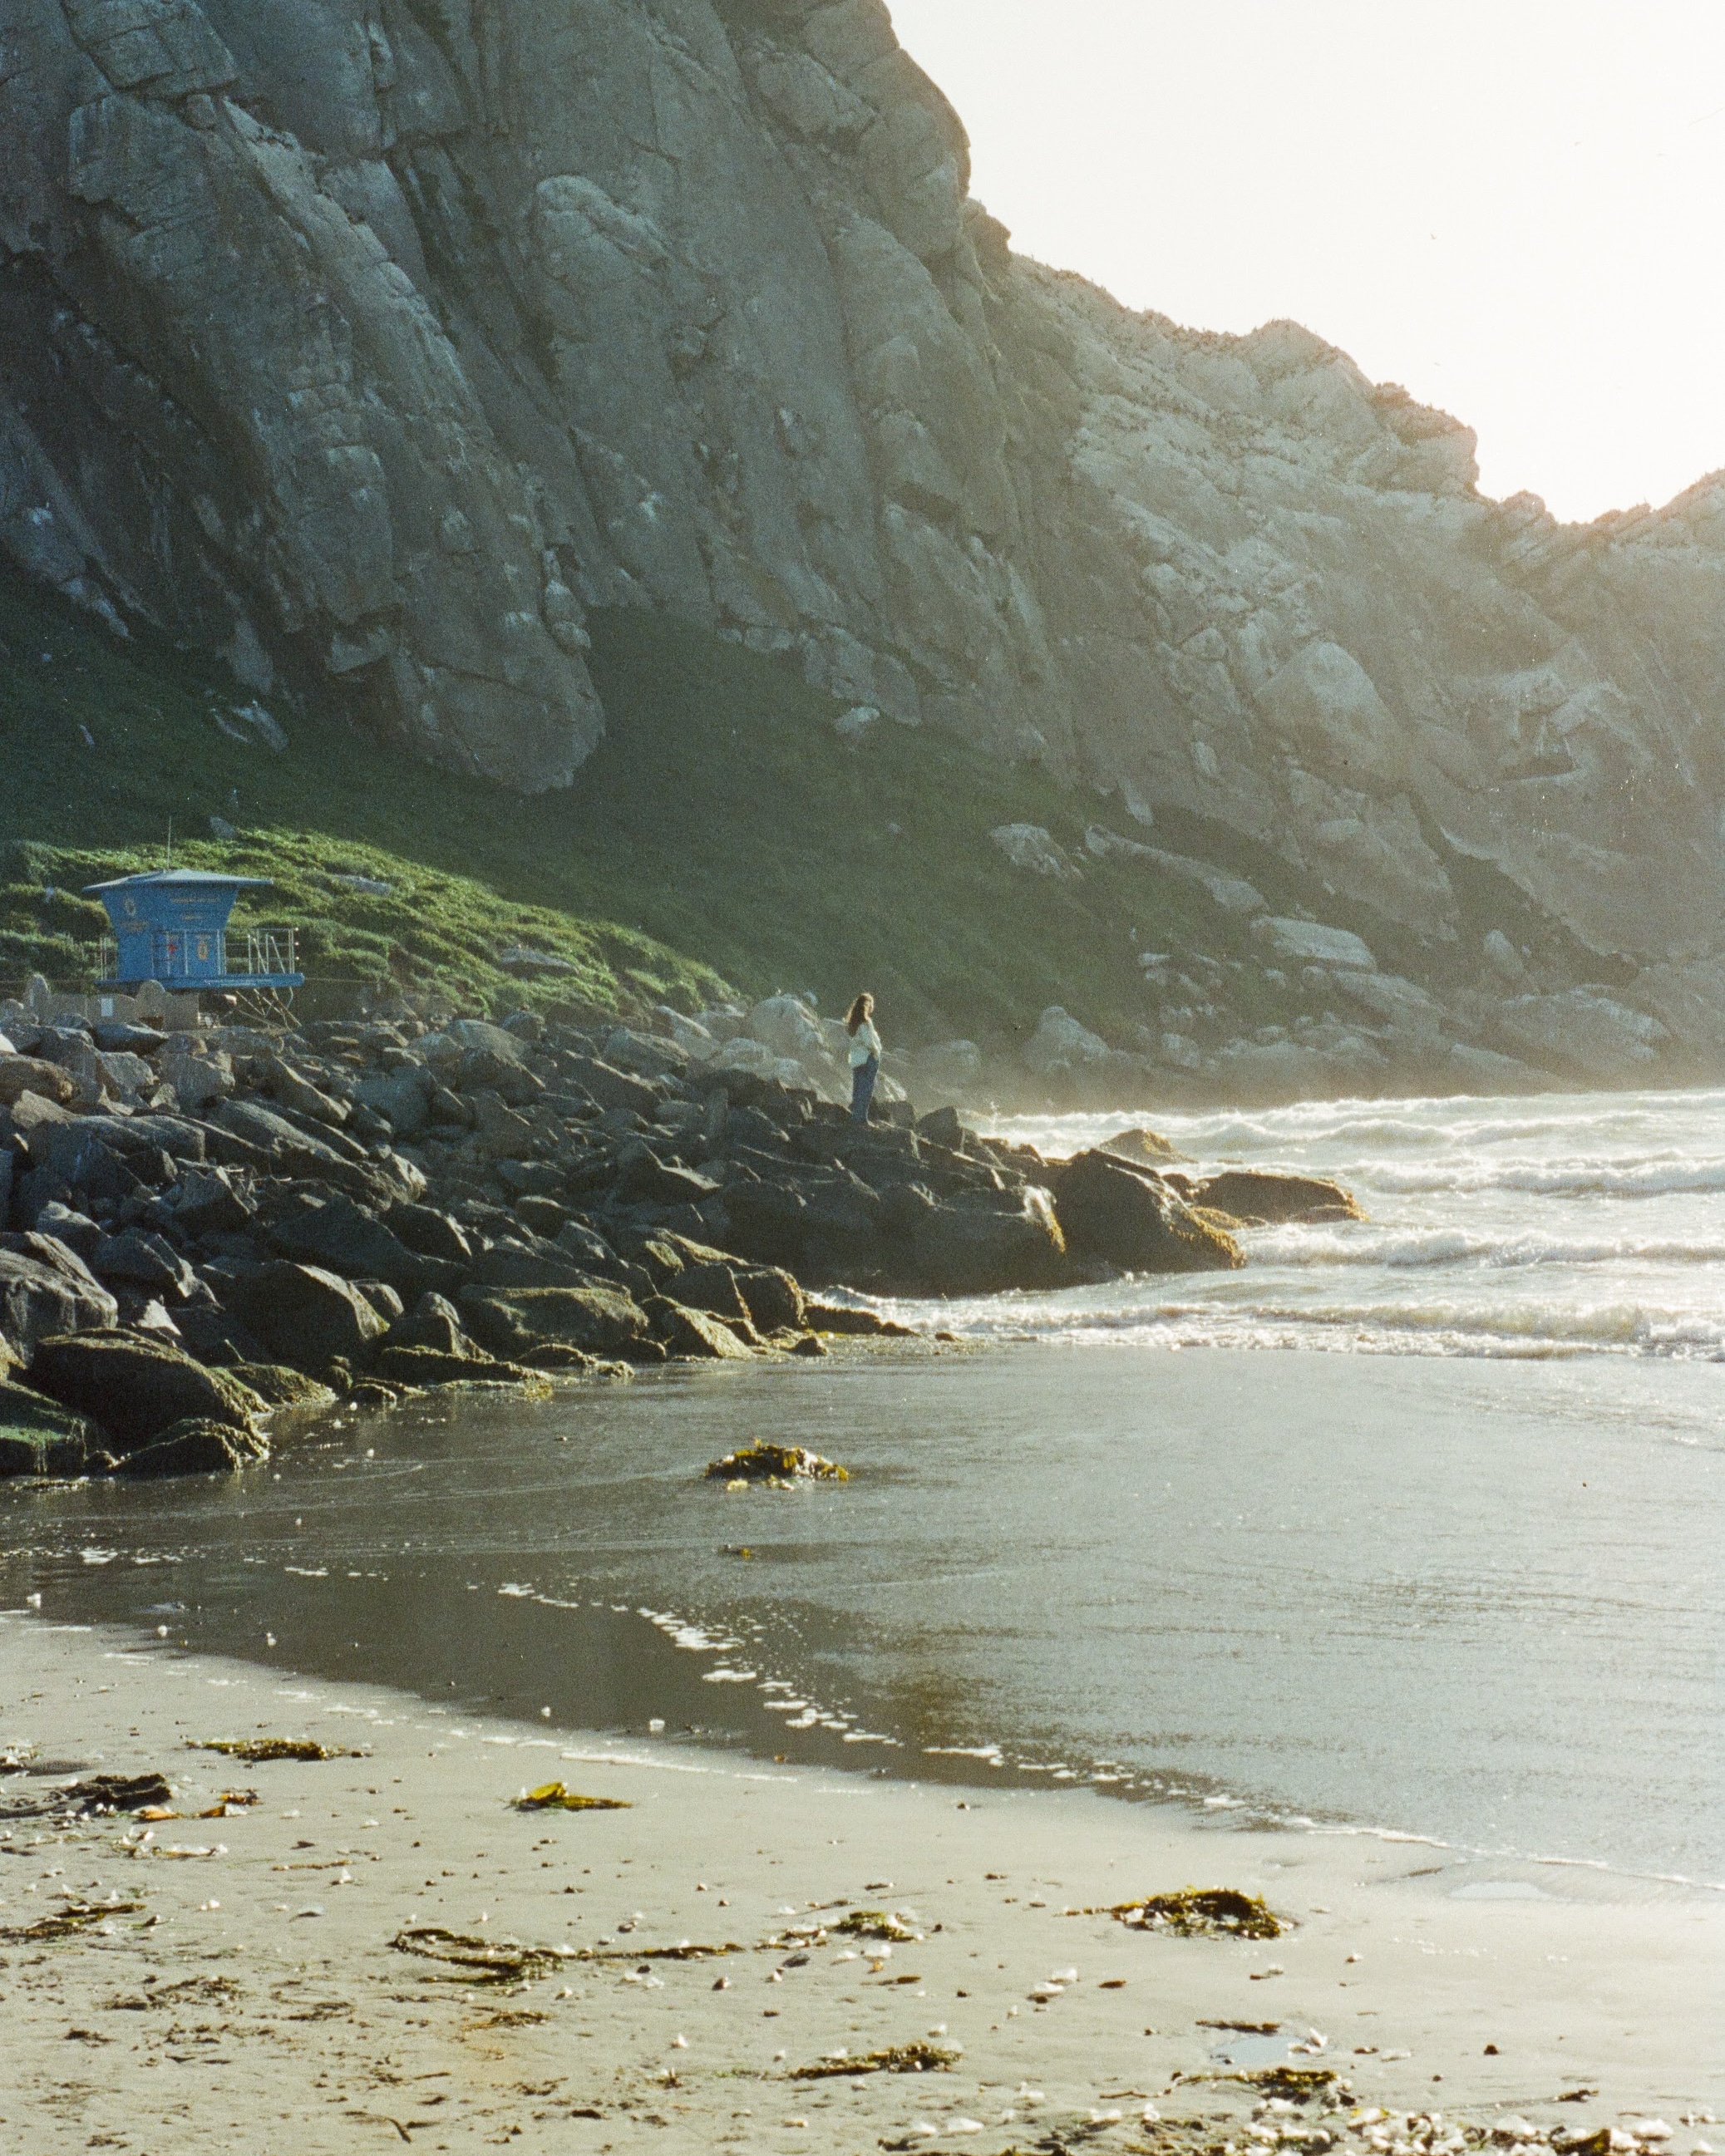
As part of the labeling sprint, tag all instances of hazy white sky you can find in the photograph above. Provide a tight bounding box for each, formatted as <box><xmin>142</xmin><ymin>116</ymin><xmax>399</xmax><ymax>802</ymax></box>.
<box><xmin>885</xmin><ymin>0</ymin><xmax>1725</xmax><ymax>523</ymax></box>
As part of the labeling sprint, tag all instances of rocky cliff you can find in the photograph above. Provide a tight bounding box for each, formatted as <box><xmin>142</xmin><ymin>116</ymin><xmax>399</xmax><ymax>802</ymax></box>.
<box><xmin>7</xmin><ymin>0</ymin><xmax>1725</xmax><ymax>1012</ymax></box>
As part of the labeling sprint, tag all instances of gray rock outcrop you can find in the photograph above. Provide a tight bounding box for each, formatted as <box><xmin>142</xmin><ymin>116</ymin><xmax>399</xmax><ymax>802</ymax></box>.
<box><xmin>7</xmin><ymin>0</ymin><xmax>1725</xmax><ymax>965</ymax></box>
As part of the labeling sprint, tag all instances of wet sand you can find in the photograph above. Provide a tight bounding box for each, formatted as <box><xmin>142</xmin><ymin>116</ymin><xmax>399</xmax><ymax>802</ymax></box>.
<box><xmin>2</xmin><ymin>1614</ymin><xmax>1718</xmax><ymax>2154</ymax></box>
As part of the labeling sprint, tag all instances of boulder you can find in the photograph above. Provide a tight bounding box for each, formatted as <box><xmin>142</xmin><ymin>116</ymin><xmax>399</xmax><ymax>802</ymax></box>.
<box><xmin>262</xmin><ymin>1191</ymin><xmax>446</xmax><ymax>1298</ymax></box>
<box><xmin>162</xmin><ymin>1164</ymin><xmax>255</xmax><ymax>1239</ymax></box>
<box><xmin>356</xmin><ymin>1062</ymin><xmax>435</xmax><ymax>1138</ymax></box>
<box><xmin>0</xmin><ymin>1247</ymin><xmax>118</xmax><ymax>1366</ymax></box>
<box><xmin>388</xmin><ymin>1202</ymin><xmax>474</xmax><ymax>1263</ymax></box>
<box><xmin>229</xmin><ymin>1365</ymin><xmax>338</xmax><ymax>1411</ymax></box>
<box><xmin>1100</xmin><ymin>1126</ymin><xmax>1185</xmax><ymax>1166</ymax></box>
<box><xmin>1190</xmin><ymin>1169</ymin><xmax>1363</xmax><ymax>1225</ymax></box>
<box><xmin>990</xmin><ymin>824</ymin><xmax>1077</xmax><ymax>879</ymax></box>
<box><xmin>113</xmin><ymin>1418</ymin><xmax>269</xmax><ymax>1477</ymax></box>
<box><xmin>747</xmin><ymin>996</ymin><xmax>829</xmax><ymax>1066</ymax></box>
<box><xmin>0</xmin><ymin>1056</ymin><xmax>76</xmax><ymax>1108</ymax></box>
<box><xmin>670</xmin><ymin>1259</ymin><xmax>755</xmax><ymax>1328</ymax></box>
<box><xmin>735</xmin><ymin>1265</ymin><xmax>806</xmax><ymax>1334</ymax></box>
<box><xmin>559</xmin><ymin>1056</ymin><xmax>663</xmax><ymax>1118</ymax></box>
<box><xmin>0</xmin><ymin>1380</ymin><xmax>103</xmax><ymax>1478</ymax></box>
<box><xmin>458</xmin><ymin>1284</ymin><xmax>652</xmax><ymax>1363</ymax></box>
<box><xmin>909</xmin><ymin>1185</ymin><xmax>1068</xmax><ymax>1293</ymax></box>
<box><xmin>27</xmin><ymin>1332</ymin><xmax>264</xmax><ymax>1454</ymax></box>
<box><xmin>1023</xmin><ymin>1007</ymin><xmax>1108</xmax><ymax>1076</ymax></box>
<box><xmin>1493</xmin><ymin>988</ymin><xmax>1667</xmax><ymax>1081</ymax></box>
<box><xmin>228</xmin><ymin>1263</ymin><xmax>391</xmax><ymax>1372</ymax></box>
<box><xmin>1254</xmin><ymin>917</ymin><xmax>1378</xmax><ymax>972</ymax></box>
<box><xmin>88</xmin><ymin>1230</ymin><xmax>199</xmax><ymax>1301</ymax></box>
<box><xmin>374</xmin><ymin>1345</ymin><xmax>538</xmax><ymax>1387</ymax></box>
<box><xmin>1053</xmin><ymin>1151</ymin><xmax>1243</xmax><ymax>1273</ymax></box>
<box><xmin>386</xmin><ymin>1290</ymin><xmax>483</xmax><ymax>1359</ymax></box>
<box><xmin>602</xmin><ymin>1026</ymin><xmax>690</xmax><ymax>1080</ymax></box>
<box><xmin>648</xmin><ymin>1299</ymin><xmax>754</xmax><ymax>1359</ymax></box>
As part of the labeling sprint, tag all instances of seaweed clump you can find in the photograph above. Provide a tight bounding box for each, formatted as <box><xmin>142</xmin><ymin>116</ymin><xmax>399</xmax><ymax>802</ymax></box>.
<box><xmin>1104</xmin><ymin>1888</ymin><xmax>1284</xmax><ymax>1939</ymax></box>
<box><xmin>831</xmin><ymin>1908</ymin><xmax>923</xmax><ymax>1942</ymax></box>
<box><xmin>791</xmin><ymin>2040</ymin><xmax>959</xmax><ymax>2079</ymax></box>
<box><xmin>193</xmin><ymin>1737</ymin><xmax>359</xmax><ymax>1763</ymax></box>
<box><xmin>511</xmin><ymin>1782</ymin><xmax>631</xmax><ymax>1813</ymax></box>
<box><xmin>706</xmin><ymin>1443</ymin><xmax>848</xmax><ymax>1485</ymax></box>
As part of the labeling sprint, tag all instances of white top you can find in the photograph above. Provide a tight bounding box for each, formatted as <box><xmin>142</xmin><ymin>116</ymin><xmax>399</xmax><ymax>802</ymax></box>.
<box><xmin>848</xmin><ymin>1017</ymin><xmax>882</xmax><ymax>1066</ymax></box>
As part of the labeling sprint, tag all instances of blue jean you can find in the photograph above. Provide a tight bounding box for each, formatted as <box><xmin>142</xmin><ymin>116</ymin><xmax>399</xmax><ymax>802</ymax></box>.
<box><xmin>850</xmin><ymin>1055</ymin><xmax>880</xmax><ymax>1125</ymax></box>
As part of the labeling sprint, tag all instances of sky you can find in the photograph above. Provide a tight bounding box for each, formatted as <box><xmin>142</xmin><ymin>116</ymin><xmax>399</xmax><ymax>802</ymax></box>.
<box><xmin>885</xmin><ymin>0</ymin><xmax>1725</xmax><ymax>524</ymax></box>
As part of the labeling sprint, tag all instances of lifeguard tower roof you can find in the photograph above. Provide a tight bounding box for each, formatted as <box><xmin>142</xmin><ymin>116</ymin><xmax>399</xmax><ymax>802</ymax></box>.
<box><xmin>84</xmin><ymin>869</ymin><xmax>303</xmax><ymax>994</ymax></box>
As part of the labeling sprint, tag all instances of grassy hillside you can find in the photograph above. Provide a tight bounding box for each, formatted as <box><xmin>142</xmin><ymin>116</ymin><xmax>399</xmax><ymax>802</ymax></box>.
<box><xmin>0</xmin><ymin>562</ymin><xmax>1538</xmax><ymax>1048</ymax></box>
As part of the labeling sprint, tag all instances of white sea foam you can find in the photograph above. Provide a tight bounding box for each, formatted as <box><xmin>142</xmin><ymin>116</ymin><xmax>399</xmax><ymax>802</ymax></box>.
<box><xmin>927</xmin><ymin>1085</ymin><xmax>1725</xmax><ymax>1361</ymax></box>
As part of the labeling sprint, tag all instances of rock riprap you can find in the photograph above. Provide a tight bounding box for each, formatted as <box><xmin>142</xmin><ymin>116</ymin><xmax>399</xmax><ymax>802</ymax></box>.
<box><xmin>0</xmin><ymin>997</ymin><xmax>1363</xmax><ymax>1478</ymax></box>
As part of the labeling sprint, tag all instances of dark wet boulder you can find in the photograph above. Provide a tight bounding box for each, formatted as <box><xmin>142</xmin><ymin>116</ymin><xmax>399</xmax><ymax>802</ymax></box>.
<box><xmin>553</xmin><ymin>1218</ymin><xmax>619</xmax><ymax>1274</ymax></box>
<box><xmin>32</xmin><ymin>1203</ymin><xmax>101</xmax><ymax>1261</ymax></box>
<box><xmin>512</xmin><ymin>1194</ymin><xmax>568</xmax><ymax>1238</ymax></box>
<box><xmin>0</xmin><ymin>1245</ymin><xmax>118</xmax><ymax>1366</ymax></box>
<box><xmin>1187</xmin><ymin>1169</ymin><xmax>1363</xmax><ymax>1226</ymax></box>
<box><xmin>647</xmin><ymin>1298</ymin><xmax>754</xmax><ymax>1360</ymax></box>
<box><xmin>909</xmin><ymin>1186</ymin><xmax>1069</xmax><ymax>1294</ymax></box>
<box><xmin>160</xmin><ymin>1164</ymin><xmax>255</xmax><ymax>1239</ymax></box>
<box><xmin>113</xmin><ymin>1417</ymin><xmax>269</xmax><ymax>1477</ymax></box>
<box><xmin>806</xmin><ymin>1302</ymin><xmax>917</xmax><ymax>1337</ymax></box>
<box><xmin>386</xmin><ymin>1290</ymin><xmax>481</xmax><ymax>1358</ymax></box>
<box><xmin>1052</xmin><ymin>1150</ymin><xmax>1243</xmax><ymax>1273</ymax></box>
<box><xmin>387</xmin><ymin>1202</ymin><xmax>474</xmax><ymax>1265</ymax></box>
<box><xmin>173</xmin><ymin>1303</ymin><xmax>271</xmax><ymax>1368</ymax></box>
<box><xmin>559</xmin><ymin>1056</ymin><xmax>662</xmax><ymax>1119</ymax></box>
<box><xmin>469</xmin><ymin>1244</ymin><xmax>592</xmax><ymax>1292</ymax></box>
<box><xmin>0</xmin><ymin>1380</ymin><xmax>104</xmax><ymax>1477</ymax></box>
<box><xmin>228</xmin><ymin>1262</ymin><xmax>391</xmax><ymax>1373</ymax></box>
<box><xmin>613</xmin><ymin>1147</ymin><xmax>719</xmax><ymax>1210</ymax></box>
<box><xmin>261</xmin><ymin>1191</ymin><xmax>454</xmax><ymax>1300</ymax></box>
<box><xmin>735</xmin><ymin>1265</ymin><xmax>806</xmax><ymax>1336</ymax></box>
<box><xmin>27</xmin><ymin>1332</ymin><xmax>264</xmax><ymax>1454</ymax></box>
<box><xmin>458</xmin><ymin>1283</ymin><xmax>652</xmax><ymax>1363</ymax></box>
<box><xmin>356</xmin><ymin>1062</ymin><xmax>435</xmax><ymax>1138</ymax></box>
<box><xmin>88</xmin><ymin>1229</ymin><xmax>200</xmax><ymax>1302</ymax></box>
<box><xmin>671</xmin><ymin>1259</ymin><xmax>755</xmax><ymax>1330</ymax></box>
<box><xmin>374</xmin><ymin>1344</ymin><xmax>540</xmax><ymax>1387</ymax></box>
<box><xmin>914</xmin><ymin>1105</ymin><xmax>966</xmax><ymax>1151</ymax></box>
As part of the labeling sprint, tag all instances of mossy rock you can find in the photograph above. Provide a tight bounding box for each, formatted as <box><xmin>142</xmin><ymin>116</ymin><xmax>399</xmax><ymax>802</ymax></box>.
<box><xmin>0</xmin><ymin>1379</ymin><xmax>102</xmax><ymax>1478</ymax></box>
<box><xmin>112</xmin><ymin>1418</ymin><xmax>270</xmax><ymax>1477</ymax></box>
<box><xmin>27</xmin><ymin>1332</ymin><xmax>264</xmax><ymax>1454</ymax></box>
<box><xmin>229</xmin><ymin>1364</ymin><xmax>339</xmax><ymax>1411</ymax></box>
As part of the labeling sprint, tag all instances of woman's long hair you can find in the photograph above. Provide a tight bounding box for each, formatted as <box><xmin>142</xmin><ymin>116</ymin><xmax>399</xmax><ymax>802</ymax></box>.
<box><xmin>845</xmin><ymin>991</ymin><xmax>874</xmax><ymax>1035</ymax></box>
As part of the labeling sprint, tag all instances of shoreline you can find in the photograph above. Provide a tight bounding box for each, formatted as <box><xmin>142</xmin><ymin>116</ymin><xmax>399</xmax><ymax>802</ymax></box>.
<box><xmin>2</xmin><ymin>1615</ymin><xmax>1719</xmax><ymax>2153</ymax></box>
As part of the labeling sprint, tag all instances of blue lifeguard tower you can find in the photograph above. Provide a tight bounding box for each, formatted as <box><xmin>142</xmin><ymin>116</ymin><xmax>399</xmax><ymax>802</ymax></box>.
<box><xmin>86</xmin><ymin>870</ymin><xmax>303</xmax><ymax>996</ymax></box>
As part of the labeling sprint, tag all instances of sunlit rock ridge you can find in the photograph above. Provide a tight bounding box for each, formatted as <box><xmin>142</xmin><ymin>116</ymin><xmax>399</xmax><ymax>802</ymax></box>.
<box><xmin>6</xmin><ymin>0</ymin><xmax>1725</xmax><ymax>975</ymax></box>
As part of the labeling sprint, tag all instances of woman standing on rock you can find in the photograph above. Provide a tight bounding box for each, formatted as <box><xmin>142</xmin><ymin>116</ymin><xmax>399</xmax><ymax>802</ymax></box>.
<box><xmin>846</xmin><ymin>991</ymin><xmax>883</xmax><ymax>1125</ymax></box>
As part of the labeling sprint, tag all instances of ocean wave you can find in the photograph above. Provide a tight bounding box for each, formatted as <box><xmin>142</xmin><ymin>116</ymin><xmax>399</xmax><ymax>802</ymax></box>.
<box><xmin>888</xmin><ymin>1287</ymin><xmax>1725</xmax><ymax>1361</ymax></box>
<box><xmin>1360</xmin><ymin>1155</ymin><xmax>1725</xmax><ymax>1199</ymax></box>
<box><xmin>1248</xmin><ymin>1222</ymin><xmax>1725</xmax><ymax>1269</ymax></box>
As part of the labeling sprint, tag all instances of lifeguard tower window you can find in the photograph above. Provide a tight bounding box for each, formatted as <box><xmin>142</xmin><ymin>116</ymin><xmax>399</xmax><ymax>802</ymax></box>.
<box><xmin>85</xmin><ymin>871</ymin><xmax>304</xmax><ymax>993</ymax></box>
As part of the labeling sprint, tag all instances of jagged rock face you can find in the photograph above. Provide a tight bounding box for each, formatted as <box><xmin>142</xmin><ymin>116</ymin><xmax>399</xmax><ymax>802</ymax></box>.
<box><xmin>6</xmin><ymin>0</ymin><xmax>1725</xmax><ymax>954</ymax></box>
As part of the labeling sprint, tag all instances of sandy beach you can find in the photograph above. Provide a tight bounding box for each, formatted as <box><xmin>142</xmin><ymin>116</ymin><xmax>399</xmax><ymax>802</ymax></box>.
<box><xmin>1</xmin><ymin>1612</ymin><xmax>1718</xmax><ymax>2155</ymax></box>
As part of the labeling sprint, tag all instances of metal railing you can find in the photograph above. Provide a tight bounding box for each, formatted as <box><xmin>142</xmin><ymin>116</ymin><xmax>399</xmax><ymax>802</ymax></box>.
<box><xmin>93</xmin><ymin>927</ymin><xmax>299</xmax><ymax>983</ymax></box>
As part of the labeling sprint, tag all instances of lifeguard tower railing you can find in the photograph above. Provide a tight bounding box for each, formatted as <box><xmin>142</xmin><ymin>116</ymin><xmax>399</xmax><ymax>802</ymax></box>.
<box><xmin>94</xmin><ymin>926</ymin><xmax>298</xmax><ymax>989</ymax></box>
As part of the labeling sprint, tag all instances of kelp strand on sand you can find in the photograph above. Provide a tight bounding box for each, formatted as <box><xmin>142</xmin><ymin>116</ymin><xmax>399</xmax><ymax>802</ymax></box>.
<box><xmin>705</xmin><ymin>1442</ymin><xmax>849</xmax><ymax>1485</ymax></box>
<box><xmin>391</xmin><ymin>1926</ymin><xmax>747</xmax><ymax>1986</ymax></box>
<box><xmin>193</xmin><ymin>1737</ymin><xmax>362</xmax><ymax>1763</ymax></box>
<box><xmin>0</xmin><ymin>1771</ymin><xmax>170</xmax><ymax>1819</ymax></box>
<box><xmin>1093</xmin><ymin>1887</ymin><xmax>1285</xmax><ymax>1939</ymax></box>
<box><xmin>1</xmin><ymin>1898</ymin><xmax>144</xmax><ymax>1943</ymax></box>
<box><xmin>391</xmin><ymin>1926</ymin><xmax>574</xmax><ymax>1986</ymax></box>
<box><xmin>511</xmin><ymin>1782</ymin><xmax>631</xmax><ymax>1813</ymax></box>
<box><xmin>791</xmin><ymin>2040</ymin><xmax>959</xmax><ymax>2079</ymax></box>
